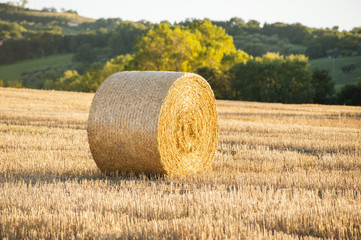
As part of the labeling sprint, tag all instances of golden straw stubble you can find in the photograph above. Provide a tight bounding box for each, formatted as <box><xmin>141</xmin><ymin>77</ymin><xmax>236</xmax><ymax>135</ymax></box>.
<box><xmin>87</xmin><ymin>71</ymin><xmax>218</xmax><ymax>175</ymax></box>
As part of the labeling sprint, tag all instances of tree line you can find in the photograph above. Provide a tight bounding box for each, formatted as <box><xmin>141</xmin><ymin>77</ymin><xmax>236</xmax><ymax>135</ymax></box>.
<box><xmin>208</xmin><ymin>18</ymin><xmax>361</xmax><ymax>59</ymax></box>
<box><xmin>1</xmin><ymin>3</ymin><xmax>361</xmax><ymax>64</ymax></box>
<box><xmin>0</xmin><ymin>3</ymin><xmax>360</xmax><ymax>105</ymax></box>
<box><xmin>44</xmin><ymin>20</ymin><xmax>357</xmax><ymax>105</ymax></box>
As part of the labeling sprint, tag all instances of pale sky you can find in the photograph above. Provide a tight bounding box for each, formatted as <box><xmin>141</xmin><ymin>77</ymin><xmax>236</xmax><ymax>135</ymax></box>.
<box><xmin>2</xmin><ymin>0</ymin><xmax>361</xmax><ymax>31</ymax></box>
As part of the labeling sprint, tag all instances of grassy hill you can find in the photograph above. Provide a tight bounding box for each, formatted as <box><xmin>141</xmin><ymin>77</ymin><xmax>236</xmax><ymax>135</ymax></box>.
<box><xmin>0</xmin><ymin>3</ymin><xmax>97</xmax><ymax>35</ymax></box>
<box><xmin>309</xmin><ymin>55</ymin><xmax>361</xmax><ymax>91</ymax></box>
<box><xmin>0</xmin><ymin>54</ymin><xmax>74</xmax><ymax>81</ymax></box>
<box><xmin>0</xmin><ymin>3</ymin><xmax>94</xmax><ymax>24</ymax></box>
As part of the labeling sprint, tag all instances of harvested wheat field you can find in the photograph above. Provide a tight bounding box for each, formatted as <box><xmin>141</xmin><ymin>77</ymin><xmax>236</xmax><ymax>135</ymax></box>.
<box><xmin>0</xmin><ymin>87</ymin><xmax>361</xmax><ymax>239</ymax></box>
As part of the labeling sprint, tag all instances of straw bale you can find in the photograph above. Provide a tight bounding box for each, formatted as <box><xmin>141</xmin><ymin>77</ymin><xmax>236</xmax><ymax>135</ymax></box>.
<box><xmin>87</xmin><ymin>71</ymin><xmax>218</xmax><ymax>175</ymax></box>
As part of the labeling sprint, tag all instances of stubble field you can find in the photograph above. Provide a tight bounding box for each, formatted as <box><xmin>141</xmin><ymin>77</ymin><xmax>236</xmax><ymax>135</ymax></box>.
<box><xmin>0</xmin><ymin>87</ymin><xmax>360</xmax><ymax>239</ymax></box>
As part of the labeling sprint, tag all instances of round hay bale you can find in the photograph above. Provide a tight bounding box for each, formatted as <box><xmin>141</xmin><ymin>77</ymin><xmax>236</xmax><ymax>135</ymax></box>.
<box><xmin>87</xmin><ymin>71</ymin><xmax>218</xmax><ymax>176</ymax></box>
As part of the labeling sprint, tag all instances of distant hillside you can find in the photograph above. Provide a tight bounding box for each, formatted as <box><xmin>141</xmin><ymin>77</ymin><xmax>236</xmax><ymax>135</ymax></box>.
<box><xmin>309</xmin><ymin>56</ymin><xmax>361</xmax><ymax>91</ymax></box>
<box><xmin>0</xmin><ymin>53</ymin><xmax>73</xmax><ymax>81</ymax></box>
<box><xmin>0</xmin><ymin>3</ymin><xmax>122</xmax><ymax>65</ymax></box>
<box><xmin>0</xmin><ymin>3</ymin><xmax>95</xmax><ymax>24</ymax></box>
<box><xmin>1</xmin><ymin>2</ymin><xmax>360</xmax><ymax>102</ymax></box>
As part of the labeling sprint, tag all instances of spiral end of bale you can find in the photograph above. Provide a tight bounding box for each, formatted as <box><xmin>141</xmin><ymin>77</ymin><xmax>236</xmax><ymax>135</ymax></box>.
<box><xmin>87</xmin><ymin>71</ymin><xmax>218</xmax><ymax>176</ymax></box>
<box><xmin>158</xmin><ymin>73</ymin><xmax>218</xmax><ymax>175</ymax></box>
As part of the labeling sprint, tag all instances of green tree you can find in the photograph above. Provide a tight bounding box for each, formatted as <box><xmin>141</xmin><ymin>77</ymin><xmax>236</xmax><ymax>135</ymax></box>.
<box><xmin>233</xmin><ymin>33</ymin><xmax>306</xmax><ymax>57</ymax></box>
<box><xmin>73</xmin><ymin>43</ymin><xmax>99</xmax><ymax>63</ymax></box>
<box><xmin>211</xmin><ymin>17</ymin><xmax>247</xmax><ymax>36</ymax></box>
<box><xmin>306</xmin><ymin>30</ymin><xmax>340</xmax><ymax>59</ymax></box>
<box><xmin>311</xmin><ymin>68</ymin><xmax>335</xmax><ymax>104</ymax></box>
<box><xmin>133</xmin><ymin>22</ymin><xmax>201</xmax><ymax>71</ymax></box>
<box><xmin>231</xmin><ymin>53</ymin><xmax>314</xmax><ymax>103</ymax></box>
<box><xmin>246</xmin><ymin>20</ymin><xmax>261</xmax><ymax>34</ymax></box>
<box><xmin>0</xmin><ymin>21</ymin><xmax>26</xmax><ymax>40</ymax></box>
<box><xmin>55</xmin><ymin>54</ymin><xmax>133</xmax><ymax>92</ymax></box>
<box><xmin>337</xmin><ymin>78</ymin><xmax>361</xmax><ymax>106</ymax></box>
<box><xmin>55</xmin><ymin>70</ymin><xmax>80</xmax><ymax>91</ymax></box>
<box><xmin>341</xmin><ymin>64</ymin><xmax>356</xmax><ymax>74</ymax></box>
<box><xmin>109</xmin><ymin>21</ymin><xmax>149</xmax><ymax>55</ymax></box>
<box><xmin>339</xmin><ymin>33</ymin><xmax>361</xmax><ymax>56</ymax></box>
<box><xmin>189</xmin><ymin>19</ymin><xmax>239</xmax><ymax>70</ymax></box>
<box><xmin>133</xmin><ymin>19</ymin><xmax>249</xmax><ymax>73</ymax></box>
<box><xmin>262</xmin><ymin>22</ymin><xmax>311</xmax><ymax>45</ymax></box>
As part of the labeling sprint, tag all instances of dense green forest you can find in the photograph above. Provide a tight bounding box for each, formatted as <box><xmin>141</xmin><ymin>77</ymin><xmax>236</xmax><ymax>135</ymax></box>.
<box><xmin>0</xmin><ymin>3</ymin><xmax>360</xmax><ymax>105</ymax></box>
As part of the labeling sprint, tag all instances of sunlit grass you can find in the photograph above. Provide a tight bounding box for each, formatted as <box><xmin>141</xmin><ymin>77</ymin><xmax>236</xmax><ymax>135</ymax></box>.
<box><xmin>0</xmin><ymin>54</ymin><xmax>74</xmax><ymax>81</ymax></box>
<box><xmin>309</xmin><ymin>55</ymin><xmax>361</xmax><ymax>91</ymax></box>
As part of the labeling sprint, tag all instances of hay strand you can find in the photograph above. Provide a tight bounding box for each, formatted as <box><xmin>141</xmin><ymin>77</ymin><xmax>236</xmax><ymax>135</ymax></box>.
<box><xmin>87</xmin><ymin>71</ymin><xmax>218</xmax><ymax>175</ymax></box>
